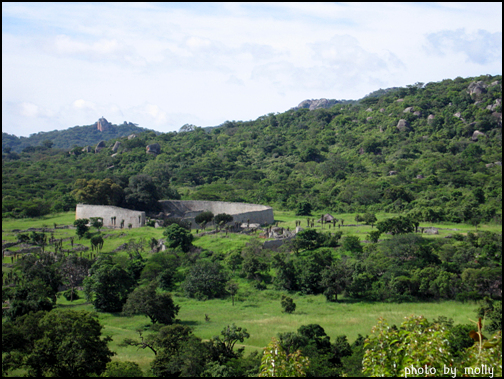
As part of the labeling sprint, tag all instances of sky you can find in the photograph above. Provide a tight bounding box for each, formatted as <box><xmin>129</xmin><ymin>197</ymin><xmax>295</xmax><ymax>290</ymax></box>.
<box><xmin>2</xmin><ymin>2</ymin><xmax>502</xmax><ymax>137</ymax></box>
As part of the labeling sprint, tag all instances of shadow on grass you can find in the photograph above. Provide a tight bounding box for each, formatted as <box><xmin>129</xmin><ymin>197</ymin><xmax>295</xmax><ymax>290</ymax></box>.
<box><xmin>179</xmin><ymin>320</ymin><xmax>200</xmax><ymax>326</ymax></box>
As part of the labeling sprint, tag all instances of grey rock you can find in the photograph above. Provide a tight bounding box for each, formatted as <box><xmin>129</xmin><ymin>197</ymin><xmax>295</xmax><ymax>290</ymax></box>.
<box><xmin>467</xmin><ymin>81</ymin><xmax>487</xmax><ymax>95</ymax></box>
<box><xmin>111</xmin><ymin>141</ymin><xmax>121</xmax><ymax>152</ymax></box>
<box><xmin>366</xmin><ymin>107</ymin><xmax>373</xmax><ymax>112</ymax></box>
<box><xmin>471</xmin><ymin>130</ymin><xmax>486</xmax><ymax>141</ymax></box>
<box><xmin>128</xmin><ymin>134</ymin><xmax>137</xmax><ymax>140</ymax></box>
<box><xmin>146</xmin><ymin>143</ymin><xmax>161</xmax><ymax>155</ymax></box>
<box><xmin>295</xmin><ymin>98</ymin><xmax>341</xmax><ymax>111</ymax></box>
<box><xmin>403</xmin><ymin>107</ymin><xmax>414</xmax><ymax>113</ymax></box>
<box><xmin>389</xmin><ymin>170</ymin><xmax>398</xmax><ymax>176</ymax></box>
<box><xmin>396</xmin><ymin>119</ymin><xmax>410</xmax><ymax>131</ymax></box>
<box><xmin>95</xmin><ymin>141</ymin><xmax>106</xmax><ymax>153</ymax></box>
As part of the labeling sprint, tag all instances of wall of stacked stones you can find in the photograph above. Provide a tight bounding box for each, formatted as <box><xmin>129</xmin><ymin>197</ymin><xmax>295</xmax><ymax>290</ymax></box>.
<box><xmin>75</xmin><ymin>204</ymin><xmax>145</xmax><ymax>228</ymax></box>
<box><xmin>159</xmin><ymin>200</ymin><xmax>274</xmax><ymax>228</ymax></box>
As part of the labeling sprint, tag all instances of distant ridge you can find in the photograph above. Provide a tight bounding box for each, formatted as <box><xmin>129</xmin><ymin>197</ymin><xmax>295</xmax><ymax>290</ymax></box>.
<box><xmin>2</xmin><ymin>118</ymin><xmax>158</xmax><ymax>153</ymax></box>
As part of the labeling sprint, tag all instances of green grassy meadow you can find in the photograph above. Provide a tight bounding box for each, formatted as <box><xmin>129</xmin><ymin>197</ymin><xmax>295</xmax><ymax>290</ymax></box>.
<box><xmin>2</xmin><ymin>210</ymin><xmax>499</xmax><ymax>372</ymax></box>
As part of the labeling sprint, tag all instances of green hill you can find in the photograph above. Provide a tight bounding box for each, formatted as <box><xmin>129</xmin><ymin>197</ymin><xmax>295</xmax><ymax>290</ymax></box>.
<box><xmin>2</xmin><ymin>118</ymin><xmax>156</xmax><ymax>153</ymax></box>
<box><xmin>2</xmin><ymin>74</ymin><xmax>502</xmax><ymax>224</ymax></box>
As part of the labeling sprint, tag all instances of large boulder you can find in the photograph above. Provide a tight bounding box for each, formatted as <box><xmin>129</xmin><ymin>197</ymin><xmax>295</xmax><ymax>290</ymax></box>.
<box><xmin>467</xmin><ymin>81</ymin><xmax>487</xmax><ymax>95</ymax></box>
<box><xmin>111</xmin><ymin>141</ymin><xmax>121</xmax><ymax>152</ymax></box>
<box><xmin>128</xmin><ymin>134</ymin><xmax>137</xmax><ymax>140</ymax></box>
<box><xmin>95</xmin><ymin>141</ymin><xmax>106</xmax><ymax>153</ymax></box>
<box><xmin>396</xmin><ymin>119</ymin><xmax>410</xmax><ymax>131</ymax></box>
<box><xmin>403</xmin><ymin>107</ymin><xmax>414</xmax><ymax>113</ymax></box>
<box><xmin>295</xmin><ymin>98</ymin><xmax>341</xmax><ymax>111</ymax></box>
<box><xmin>471</xmin><ymin>130</ymin><xmax>486</xmax><ymax>141</ymax></box>
<box><xmin>146</xmin><ymin>143</ymin><xmax>161</xmax><ymax>155</ymax></box>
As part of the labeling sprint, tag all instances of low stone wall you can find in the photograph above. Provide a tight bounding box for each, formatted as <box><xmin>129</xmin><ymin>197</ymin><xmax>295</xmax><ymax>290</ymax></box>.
<box><xmin>159</xmin><ymin>200</ymin><xmax>274</xmax><ymax>229</ymax></box>
<box><xmin>75</xmin><ymin>204</ymin><xmax>145</xmax><ymax>228</ymax></box>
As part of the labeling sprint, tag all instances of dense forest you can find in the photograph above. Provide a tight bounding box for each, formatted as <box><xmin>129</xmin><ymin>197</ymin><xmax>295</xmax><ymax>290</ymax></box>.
<box><xmin>2</xmin><ymin>74</ymin><xmax>502</xmax><ymax>225</ymax></box>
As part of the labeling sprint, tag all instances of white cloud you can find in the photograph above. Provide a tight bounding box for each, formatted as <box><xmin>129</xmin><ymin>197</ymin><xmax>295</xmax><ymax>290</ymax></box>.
<box><xmin>424</xmin><ymin>28</ymin><xmax>502</xmax><ymax>65</ymax></box>
<box><xmin>2</xmin><ymin>2</ymin><xmax>502</xmax><ymax>136</ymax></box>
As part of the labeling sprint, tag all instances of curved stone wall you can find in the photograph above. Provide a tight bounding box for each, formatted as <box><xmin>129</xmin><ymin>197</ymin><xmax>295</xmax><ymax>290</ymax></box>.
<box><xmin>159</xmin><ymin>200</ymin><xmax>274</xmax><ymax>228</ymax></box>
<box><xmin>76</xmin><ymin>204</ymin><xmax>145</xmax><ymax>228</ymax></box>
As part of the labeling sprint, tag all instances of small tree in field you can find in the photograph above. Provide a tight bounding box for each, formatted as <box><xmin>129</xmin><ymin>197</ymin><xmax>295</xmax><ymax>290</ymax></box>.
<box><xmin>281</xmin><ymin>295</ymin><xmax>296</xmax><ymax>314</ymax></box>
<box><xmin>74</xmin><ymin>219</ymin><xmax>89</xmax><ymax>239</ymax></box>
<box><xmin>226</xmin><ymin>281</ymin><xmax>239</xmax><ymax>306</ymax></box>
<box><xmin>90</xmin><ymin>217</ymin><xmax>104</xmax><ymax>232</ymax></box>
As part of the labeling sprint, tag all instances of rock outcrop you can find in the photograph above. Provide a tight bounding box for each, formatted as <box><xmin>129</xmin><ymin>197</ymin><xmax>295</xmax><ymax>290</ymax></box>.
<box><xmin>396</xmin><ymin>119</ymin><xmax>410</xmax><ymax>131</ymax></box>
<box><xmin>294</xmin><ymin>98</ymin><xmax>341</xmax><ymax>111</ymax></box>
<box><xmin>468</xmin><ymin>81</ymin><xmax>487</xmax><ymax>96</ymax></box>
<box><xmin>111</xmin><ymin>141</ymin><xmax>121</xmax><ymax>152</ymax></box>
<box><xmin>95</xmin><ymin>141</ymin><xmax>106</xmax><ymax>153</ymax></box>
<box><xmin>95</xmin><ymin>117</ymin><xmax>111</xmax><ymax>132</ymax></box>
<box><xmin>146</xmin><ymin>143</ymin><xmax>161</xmax><ymax>155</ymax></box>
<box><xmin>472</xmin><ymin>130</ymin><xmax>486</xmax><ymax>141</ymax></box>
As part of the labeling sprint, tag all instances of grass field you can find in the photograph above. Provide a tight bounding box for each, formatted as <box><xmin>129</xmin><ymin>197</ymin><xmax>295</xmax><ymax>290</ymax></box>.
<box><xmin>2</xmin><ymin>210</ymin><xmax>500</xmax><ymax>373</ymax></box>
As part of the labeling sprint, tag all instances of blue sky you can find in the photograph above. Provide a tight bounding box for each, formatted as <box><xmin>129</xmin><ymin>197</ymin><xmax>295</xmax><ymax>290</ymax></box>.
<box><xmin>2</xmin><ymin>2</ymin><xmax>502</xmax><ymax>137</ymax></box>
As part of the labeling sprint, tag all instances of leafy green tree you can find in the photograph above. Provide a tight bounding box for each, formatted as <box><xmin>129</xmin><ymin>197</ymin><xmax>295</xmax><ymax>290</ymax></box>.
<box><xmin>214</xmin><ymin>213</ymin><xmax>233</xmax><ymax>228</ymax></box>
<box><xmin>226</xmin><ymin>281</ymin><xmax>239</xmax><ymax>306</ymax></box>
<box><xmin>72</xmin><ymin>178</ymin><xmax>124</xmax><ymax>206</ymax></box>
<box><xmin>376</xmin><ymin>216</ymin><xmax>415</xmax><ymax>235</ymax></box>
<box><xmin>281</xmin><ymin>295</ymin><xmax>296</xmax><ymax>314</ymax></box>
<box><xmin>4</xmin><ymin>278</ymin><xmax>56</xmax><ymax>320</ymax></box>
<box><xmin>124</xmin><ymin>174</ymin><xmax>161</xmax><ymax>212</ymax></box>
<box><xmin>320</xmin><ymin>260</ymin><xmax>351</xmax><ymax>302</ymax></box>
<box><xmin>74</xmin><ymin>218</ymin><xmax>89</xmax><ymax>239</ymax></box>
<box><xmin>341</xmin><ymin>235</ymin><xmax>363</xmax><ymax>256</ymax></box>
<box><xmin>195</xmin><ymin>211</ymin><xmax>214</xmax><ymax>225</ymax></box>
<box><xmin>84</xmin><ymin>255</ymin><xmax>135</xmax><ymax>312</ymax></box>
<box><xmin>101</xmin><ymin>361</ymin><xmax>143</xmax><ymax>377</ymax></box>
<box><xmin>362</xmin><ymin>315</ymin><xmax>453</xmax><ymax>377</ymax></box>
<box><xmin>363</xmin><ymin>212</ymin><xmax>377</xmax><ymax>226</ymax></box>
<box><xmin>90</xmin><ymin>216</ymin><xmax>104</xmax><ymax>232</ymax></box>
<box><xmin>259</xmin><ymin>337</ymin><xmax>310</xmax><ymax>377</ymax></box>
<box><xmin>182</xmin><ymin>260</ymin><xmax>228</xmax><ymax>300</ymax></box>
<box><xmin>163</xmin><ymin>223</ymin><xmax>194</xmax><ymax>252</ymax></box>
<box><xmin>122</xmin><ymin>281</ymin><xmax>180</xmax><ymax>324</ymax></box>
<box><xmin>209</xmin><ymin>324</ymin><xmax>250</xmax><ymax>364</ymax></box>
<box><xmin>2</xmin><ymin>310</ymin><xmax>114</xmax><ymax>377</ymax></box>
<box><xmin>295</xmin><ymin>201</ymin><xmax>312</xmax><ymax>216</ymax></box>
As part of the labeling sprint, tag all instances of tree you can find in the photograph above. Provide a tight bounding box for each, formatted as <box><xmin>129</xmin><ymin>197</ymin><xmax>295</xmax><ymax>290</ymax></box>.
<box><xmin>362</xmin><ymin>315</ymin><xmax>453</xmax><ymax>377</ymax></box>
<box><xmin>124</xmin><ymin>174</ymin><xmax>161</xmax><ymax>212</ymax></box>
<box><xmin>84</xmin><ymin>255</ymin><xmax>135</xmax><ymax>312</ymax></box>
<box><xmin>281</xmin><ymin>295</ymin><xmax>296</xmax><ymax>313</ymax></box>
<box><xmin>209</xmin><ymin>324</ymin><xmax>250</xmax><ymax>363</ymax></box>
<box><xmin>259</xmin><ymin>337</ymin><xmax>310</xmax><ymax>377</ymax></box>
<box><xmin>341</xmin><ymin>235</ymin><xmax>363</xmax><ymax>256</ymax></box>
<box><xmin>2</xmin><ymin>310</ymin><xmax>114</xmax><ymax>377</ymax></box>
<box><xmin>296</xmin><ymin>201</ymin><xmax>312</xmax><ymax>216</ymax></box>
<box><xmin>101</xmin><ymin>361</ymin><xmax>143</xmax><ymax>377</ymax></box>
<box><xmin>91</xmin><ymin>235</ymin><xmax>104</xmax><ymax>253</ymax></box>
<box><xmin>163</xmin><ymin>223</ymin><xmax>193</xmax><ymax>252</ymax></box>
<box><xmin>363</xmin><ymin>212</ymin><xmax>377</xmax><ymax>227</ymax></box>
<box><xmin>90</xmin><ymin>217</ymin><xmax>104</xmax><ymax>232</ymax></box>
<box><xmin>195</xmin><ymin>211</ymin><xmax>214</xmax><ymax>226</ymax></box>
<box><xmin>72</xmin><ymin>178</ymin><xmax>124</xmax><ymax>206</ymax></box>
<box><xmin>214</xmin><ymin>213</ymin><xmax>233</xmax><ymax>229</ymax></box>
<box><xmin>122</xmin><ymin>281</ymin><xmax>180</xmax><ymax>324</ymax></box>
<box><xmin>182</xmin><ymin>260</ymin><xmax>228</xmax><ymax>300</ymax></box>
<box><xmin>376</xmin><ymin>216</ymin><xmax>415</xmax><ymax>235</ymax></box>
<box><xmin>59</xmin><ymin>254</ymin><xmax>92</xmax><ymax>302</ymax></box>
<box><xmin>226</xmin><ymin>281</ymin><xmax>239</xmax><ymax>306</ymax></box>
<box><xmin>4</xmin><ymin>278</ymin><xmax>56</xmax><ymax>320</ymax></box>
<box><xmin>320</xmin><ymin>260</ymin><xmax>351</xmax><ymax>302</ymax></box>
<box><xmin>74</xmin><ymin>218</ymin><xmax>89</xmax><ymax>239</ymax></box>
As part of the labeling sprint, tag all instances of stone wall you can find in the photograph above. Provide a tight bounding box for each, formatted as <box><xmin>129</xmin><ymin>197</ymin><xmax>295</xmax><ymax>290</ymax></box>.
<box><xmin>159</xmin><ymin>200</ymin><xmax>274</xmax><ymax>229</ymax></box>
<box><xmin>75</xmin><ymin>204</ymin><xmax>145</xmax><ymax>228</ymax></box>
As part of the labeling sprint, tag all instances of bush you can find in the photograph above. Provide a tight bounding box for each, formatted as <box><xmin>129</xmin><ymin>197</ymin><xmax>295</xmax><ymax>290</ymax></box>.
<box><xmin>281</xmin><ymin>295</ymin><xmax>296</xmax><ymax>313</ymax></box>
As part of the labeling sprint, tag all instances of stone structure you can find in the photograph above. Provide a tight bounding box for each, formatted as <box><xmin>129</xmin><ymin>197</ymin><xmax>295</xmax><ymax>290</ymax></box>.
<box><xmin>76</xmin><ymin>204</ymin><xmax>145</xmax><ymax>228</ymax></box>
<box><xmin>95</xmin><ymin>117</ymin><xmax>111</xmax><ymax>132</ymax></box>
<box><xmin>159</xmin><ymin>200</ymin><xmax>274</xmax><ymax>229</ymax></box>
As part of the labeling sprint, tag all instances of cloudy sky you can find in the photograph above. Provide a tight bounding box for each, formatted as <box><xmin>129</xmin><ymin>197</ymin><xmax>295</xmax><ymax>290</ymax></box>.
<box><xmin>2</xmin><ymin>2</ymin><xmax>502</xmax><ymax>137</ymax></box>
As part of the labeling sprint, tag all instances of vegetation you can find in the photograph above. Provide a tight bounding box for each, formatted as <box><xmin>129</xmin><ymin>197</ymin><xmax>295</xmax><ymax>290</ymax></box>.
<box><xmin>2</xmin><ymin>74</ymin><xmax>502</xmax><ymax>376</ymax></box>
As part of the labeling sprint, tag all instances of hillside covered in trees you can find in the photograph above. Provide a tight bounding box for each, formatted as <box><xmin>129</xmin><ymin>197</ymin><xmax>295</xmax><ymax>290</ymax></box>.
<box><xmin>2</xmin><ymin>120</ymin><xmax>156</xmax><ymax>153</ymax></box>
<box><xmin>2</xmin><ymin>74</ymin><xmax>502</xmax><ymax>225</ymax></box>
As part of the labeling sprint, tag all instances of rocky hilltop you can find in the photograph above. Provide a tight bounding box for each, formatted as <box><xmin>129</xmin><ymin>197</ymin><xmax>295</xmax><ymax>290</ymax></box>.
<box><xmin>293</xmin><ymin>98</ymin><xmax>342</xmax><ymax>111</ymax></box>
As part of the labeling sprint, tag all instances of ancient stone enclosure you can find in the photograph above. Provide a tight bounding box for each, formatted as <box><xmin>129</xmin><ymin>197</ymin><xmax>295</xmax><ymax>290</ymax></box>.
<box><xmin>159</xmin><ymin>200</ymin><xmax>274</xmax><ymax>228</ymax></box>
<box><xmin>75</xmin><ymin>204</ymin><xmax>146</xmax><ymax>228</ymax></box>
<box><xmin>75</xmin><ymin>201</ymin><xmax>274</xmax><ymax>229</ymax></box>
